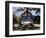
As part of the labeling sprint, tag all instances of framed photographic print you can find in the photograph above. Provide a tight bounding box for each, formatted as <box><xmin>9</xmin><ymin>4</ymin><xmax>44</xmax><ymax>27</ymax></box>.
<box><xmin>5</xmin><ymin>1</ymin><xmax>45</xmax><ymax>37</ymax></box>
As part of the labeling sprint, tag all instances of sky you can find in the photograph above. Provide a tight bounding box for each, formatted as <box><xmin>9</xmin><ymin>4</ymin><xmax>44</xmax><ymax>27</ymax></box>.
<box><xmin>13</xmin><ymin>7</ymin><xmax>40</xmax><ymax>17</ymax></box>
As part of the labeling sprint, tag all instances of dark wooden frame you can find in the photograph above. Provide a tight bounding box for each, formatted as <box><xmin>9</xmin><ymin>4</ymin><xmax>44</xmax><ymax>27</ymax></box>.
<box><xmin>5</xmin><ymin>1</ymin><xmax>45</xmax><ymax>37</ymax></box>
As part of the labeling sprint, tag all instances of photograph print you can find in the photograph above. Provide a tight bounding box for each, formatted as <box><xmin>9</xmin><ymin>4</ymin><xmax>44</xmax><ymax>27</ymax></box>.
<box><xmin>5</xmin><ymin>1</ymin><xmax>45</xmax><ymax>37</ymax></box>
<box><xmin>13</xmin><ymin>7</ymin><xmax>40</xmax><ymax>30</ymax></box>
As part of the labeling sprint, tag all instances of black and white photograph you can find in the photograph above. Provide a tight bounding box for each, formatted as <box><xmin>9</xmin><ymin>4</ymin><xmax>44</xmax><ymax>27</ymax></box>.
<box><xmin>5</xmin><ymin>1</ymin><xmax>45</xmax><ymax>37</ymax></box>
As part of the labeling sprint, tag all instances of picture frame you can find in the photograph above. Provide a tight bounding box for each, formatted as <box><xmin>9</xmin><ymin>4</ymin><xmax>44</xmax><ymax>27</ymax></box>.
<box><xmin>5</xmin><ymin>1</ymin><xmax>45</xmax><ymax>37</ymax></box>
